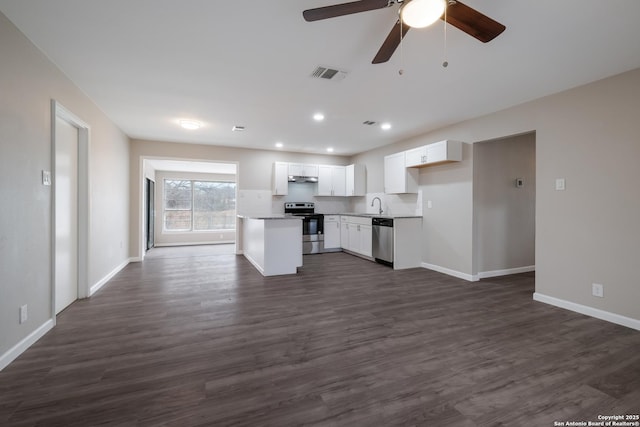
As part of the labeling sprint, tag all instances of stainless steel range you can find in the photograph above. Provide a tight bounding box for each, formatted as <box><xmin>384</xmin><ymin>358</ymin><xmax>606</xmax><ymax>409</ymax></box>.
<box><xmin>284</xmin><ymin>202</ymin><xmax>324</xmax><ymax>254</ymax></box>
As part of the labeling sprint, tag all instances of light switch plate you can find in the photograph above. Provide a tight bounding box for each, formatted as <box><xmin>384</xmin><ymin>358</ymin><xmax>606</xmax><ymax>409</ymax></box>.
<box><xmin>555</xmin><ymin>178</ymin><xmax>565</xmax><ymax>191</ymax></box>
<box><xmin>42</xmin><ymin>170</ymin><xmax>51</xmax><ymax>186</ymax></box>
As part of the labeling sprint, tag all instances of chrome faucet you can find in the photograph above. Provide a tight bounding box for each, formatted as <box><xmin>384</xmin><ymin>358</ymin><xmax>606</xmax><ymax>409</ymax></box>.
<box><xmin>371</xmin><ymin>197</ymin><xmax>383</xmax><ymax>215</ymax></box>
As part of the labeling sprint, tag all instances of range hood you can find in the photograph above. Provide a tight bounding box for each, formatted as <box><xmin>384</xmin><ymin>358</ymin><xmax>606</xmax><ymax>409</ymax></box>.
<box><xmin>288</xmin><ymin>175</ymin><xmax>318</xmax><ymax>183</ymax></box>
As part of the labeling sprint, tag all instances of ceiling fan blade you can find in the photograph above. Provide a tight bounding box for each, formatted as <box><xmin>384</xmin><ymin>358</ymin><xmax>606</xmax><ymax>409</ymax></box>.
<box><xmin>303</xmin><ymin>0</ymin><xmax>390</xmax><ymax>22</ymax></box>
<box><xmin>372</xmin><ymin>20</ymin><xmax>411</xmax><ymax>64</ymax></box>
<box><xmin>443</xmin><ymin>1</ymin><xmax>505</xmax><ymax>43</ymax></box>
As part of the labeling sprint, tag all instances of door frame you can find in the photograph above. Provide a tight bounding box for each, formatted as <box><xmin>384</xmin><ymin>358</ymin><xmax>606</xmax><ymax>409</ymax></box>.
<box><xmin>145</xmin><ymin>178</ymin><xmax>155</xmax><ymax>251</ymax></box>
<box><xmin>51</xmin><ymin>100</ymin><xmax>90</xmax><ymax>321</ymax></box>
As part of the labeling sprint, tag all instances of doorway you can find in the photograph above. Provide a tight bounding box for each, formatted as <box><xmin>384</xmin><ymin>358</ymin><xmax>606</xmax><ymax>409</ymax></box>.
<box><xmin>52</xmin><ymin>101</ymin><xmax>89</xmax><ymax>315</ymax></box>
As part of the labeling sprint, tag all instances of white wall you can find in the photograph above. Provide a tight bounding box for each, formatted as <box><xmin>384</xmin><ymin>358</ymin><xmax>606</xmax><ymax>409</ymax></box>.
<box><xmin>352</xmin><ymin>68</ymin><xmax>640</xmax><ymax>325</ymax></box>
<box><xmin>0</xmin><ymin>12</ymin><xmax>130</xmax><ymax>367</ymax></box>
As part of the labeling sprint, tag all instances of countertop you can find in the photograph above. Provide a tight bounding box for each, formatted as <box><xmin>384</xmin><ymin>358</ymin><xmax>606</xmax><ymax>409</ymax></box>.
<box><xmin>239</xmin><ymin>213</ymin><xmax>422</xmax><ymax>220</ymax></box>
<box><xmin>237</xmin><ymin>214</ymin><xmax>303</xmax><ymax>220</ymax></box>
<box><xmin>324</xmin><ymin>212</ymin><xmax>422</xmax><ymax>219</ymax></box>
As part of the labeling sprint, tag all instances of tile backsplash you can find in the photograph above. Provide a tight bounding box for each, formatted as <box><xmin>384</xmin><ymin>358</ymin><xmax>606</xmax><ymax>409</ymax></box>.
<box><xmin>238</xmin><ymin>184</ymin><xmax>422</xmax><ymax>217</ymax></box>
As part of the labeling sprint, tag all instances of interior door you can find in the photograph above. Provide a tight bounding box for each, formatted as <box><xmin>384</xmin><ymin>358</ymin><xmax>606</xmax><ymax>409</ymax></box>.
<box><xmin>146</xmin><ymin>178</ymin><xmax>155</xmax><ymax>250</ymax></box>
<box><xmin>55</xmin><ymin>117</ymin><xmax>79</xmax><ymax>314</ymax></box>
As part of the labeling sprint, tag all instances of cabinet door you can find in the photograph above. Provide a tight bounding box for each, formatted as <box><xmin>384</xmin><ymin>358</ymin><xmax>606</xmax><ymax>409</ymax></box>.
<box><xmin>405</xmin><ymin>146</ymin><xmax>427</xmax><ymax>167</ymax></box>
<box><xmin>317</xmin><ymin>165</ymin><xmax>333</xmax><ymax>196</ymax></box>
<box><xmin>318</xmin><ymin>165</ymin><xmax>346</xmax><ymax>196</ymax></box>
<box><xmin>332</xmin><ymin>166</ymin><xmax>346</xmax><ymax>196</ymax></box>
<box><xmin>289</xmin><ymin>163</ymin><xmax>319</xmax><ymax>177</ymax></box>
<box><xmin>303</xmin><ymin>164</ymin><xmax>319</xmax><ymax>178</ymax></box>
<box><xmin>348</xmin><ymin>223</ymin><xmax>359</xmax><ymax>253</ymax></box>
<box><xmin>346</xmin><ymin>165</ymin><xmax>354</xmax><ymax>196</ymax></box>
<box><xmin>288</xmin><ymin>163</ymin><xmax>303</xmax><ymax>176</ymax></box>
<box><xmin>384</xmin><ymin>152</ymin><xmax>404</xmax><ymax>194</ymax></box>
<box><xmin>359</xmin><ymin>224</ymin><xmax>373</xmax><ymax>257</ymax></box>
<box><xmin>346</xmin><ymin>164</ymin><xmax>366</xmax><ymax>196</ymax></box>
<box><xmin>384</xmin><ymin>152</ymin><xmax>418</xmax><ymax>194</ymax></box>
<box><xmin>273</xmin><ymin>162</ymin><xmax>289</xmax><ymax>195</ymax></box>
<box><xmin>426</xmin><ymin>141</ymin><xmax>447</xmax><ymax>164</ymax></box>
<box><xmin>324</xmin><ymin>218</ymin><xmax>341</xmax><ymax>249</ymax></box>
<box><xmin>340</xmin><ymin>221</ymin><xmax>349</xmax><ymax>249</ymax></box>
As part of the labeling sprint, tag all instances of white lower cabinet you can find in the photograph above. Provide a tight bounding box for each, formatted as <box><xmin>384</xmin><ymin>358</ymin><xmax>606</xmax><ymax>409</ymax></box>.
<box><xmin>359</xmin><ymin>224</ymin><xmax>372</xmax><ymax>257</ymax></box>
<box><xmin>323</xmin><ymin>215</ymin><xmax>341</xmax><ymax>251</ymax></box>
<box><xmin>340</xmin><ymin>216</ymin><xmax>372</xmax><ymax>258</ymax></box>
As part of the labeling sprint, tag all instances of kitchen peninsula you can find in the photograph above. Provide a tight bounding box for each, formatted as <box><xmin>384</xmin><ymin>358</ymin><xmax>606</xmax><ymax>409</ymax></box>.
<box><xmin>237</xmin><ymin>215</ymin><xmax>302</xmax><ymax>276</ymax></box>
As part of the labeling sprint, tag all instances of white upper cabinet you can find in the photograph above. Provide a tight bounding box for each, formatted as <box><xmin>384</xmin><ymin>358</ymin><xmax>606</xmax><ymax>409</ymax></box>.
<box><xmin>405</xmin><ymin>140</ymin><xmax>462</xmax><ymax>167</ymax></box>
<box><xmin>272</xmin><ymin>162</ymin><xmax>289</xmax><ymax>195</ymax></box>
<box><xmin>345</xmin><ymin>164</ymin><xmax>366</xmax><ymax>197</ymax></box>
<box><xmin>384</xmin><ymin>152</ymin><xmax>418</xmax><ymax>194</ymax></box>
<box><xmin>288</xmin><ymin>163</ymin><xmax>319</xmax><ymax>177</ymax></box>
<box><xmin>405</xmin><ymin>146</ymin><xmax>428</xmax><ymax>167</ymax></box>
<box><xmin>317</xmin><ymin>165</ymin><xmax>346</xmax><ymax>196</ymax></box>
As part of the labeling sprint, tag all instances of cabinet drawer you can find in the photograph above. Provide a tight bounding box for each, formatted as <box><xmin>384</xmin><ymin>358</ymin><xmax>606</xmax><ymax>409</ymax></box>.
<box><xmin>340</xmin><ymin>215</ymin><xmax>372</xmax><ymax>226</ymax></box>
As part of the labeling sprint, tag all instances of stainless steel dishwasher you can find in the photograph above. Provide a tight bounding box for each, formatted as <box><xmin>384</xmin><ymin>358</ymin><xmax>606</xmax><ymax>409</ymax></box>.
<box><xmin>372</xmin><ymin>217</ymin><xmax>394</xmax><ymax>267</ymax></box>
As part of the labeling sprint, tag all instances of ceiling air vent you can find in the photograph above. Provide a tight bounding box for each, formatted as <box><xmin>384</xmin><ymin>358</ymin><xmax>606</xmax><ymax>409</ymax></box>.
<box><xmin>311</xmin><ymin>66</ymin><xmax>348</xmax><ymax>81</ymax></box>
<box><xmin>363</xmin><ymin>120</ymin><xmax>376</xmax><ymax>125</ymax></box>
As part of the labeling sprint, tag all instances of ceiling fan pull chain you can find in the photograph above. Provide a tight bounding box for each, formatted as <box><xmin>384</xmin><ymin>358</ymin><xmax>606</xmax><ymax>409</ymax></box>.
<box><xmin>443</xmin><ymin>1</ymin><xmax>449</xmax><ymax>68</ymax></box>
<box><xmin>399</xmin><ymin>19</ymin><xmax>405</xmax><ymax>75</ymax></box>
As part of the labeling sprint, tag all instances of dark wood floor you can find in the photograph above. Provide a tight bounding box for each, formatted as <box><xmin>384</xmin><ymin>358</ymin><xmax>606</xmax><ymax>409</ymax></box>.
<box><xmin>2</xmin><ymin>246</ymin><xmax>639</xmax><ymax>426</ymax></box>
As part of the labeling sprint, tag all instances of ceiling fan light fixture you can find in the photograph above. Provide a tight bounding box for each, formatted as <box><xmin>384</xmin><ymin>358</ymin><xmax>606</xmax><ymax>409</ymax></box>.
<box><xmin>400</xmin><ymin>0</ymin><xmax>446</xmax><ymax>28</ymax></box>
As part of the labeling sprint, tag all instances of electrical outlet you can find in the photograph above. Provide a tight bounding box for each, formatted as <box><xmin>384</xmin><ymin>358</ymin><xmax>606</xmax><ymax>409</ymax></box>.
<box><xmin>19</xmin><ymin>304</ymin><xmax>28</xmax><ymax>324</ymax></box>
<box><xmin>592</xmin><ymin>283</ymin><xmax>604</xmax><ymax>298</ymax></box>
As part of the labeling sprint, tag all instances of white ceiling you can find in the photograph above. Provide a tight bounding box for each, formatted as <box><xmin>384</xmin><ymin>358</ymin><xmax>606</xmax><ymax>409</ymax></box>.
<box><xmin>2</xmin><ymin>1</ymin><xmax>640</xmax><ymax>156</ymax></box>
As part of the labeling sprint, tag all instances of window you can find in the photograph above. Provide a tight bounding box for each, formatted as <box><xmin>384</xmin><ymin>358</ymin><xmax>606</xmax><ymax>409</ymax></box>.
<box><xmin>164</xmin><ymin>179</ymin><xmax>236</xmax><ymax>231</ymax></box>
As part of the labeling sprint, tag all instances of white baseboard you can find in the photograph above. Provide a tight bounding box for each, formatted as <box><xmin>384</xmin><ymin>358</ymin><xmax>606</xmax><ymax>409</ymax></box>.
<box><xmin>478</xmin><ymin>265</ymin><xmax>535</xmax><ymax>279</ymax></box>
<box><xmin>0</xmin><ymin>319</ymin><xmax>54</xmax><ymax>371</ymax></box>
<box><xmin>421</xmin><ymin>263</ymin><xmax>478</xmax><ymax>282</ymax></box>
<box><xmin>242</xmin><ymin>253</ymin><xmax>265</xmax><ymax>276</ymax></box>
<box><xmin>89</xmin><ymin>258</ymin><xmax>132</xmax><ymax>296</ymax></box>
<box><xmin>153</xmin><ymin>241</ymin><xmax>234</xmax><ymax>247</ymax></box>
<box><xmin>533</xmin><ymin>292</ymin><xmax>640</xmax><ymax>331</ymax></box>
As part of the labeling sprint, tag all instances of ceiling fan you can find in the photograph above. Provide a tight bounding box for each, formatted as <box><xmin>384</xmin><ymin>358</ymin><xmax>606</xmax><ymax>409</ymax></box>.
<box><xmin>303</xmin><ymin>0</ymin><xmax>506</xmax><ymax>64</ymax></box>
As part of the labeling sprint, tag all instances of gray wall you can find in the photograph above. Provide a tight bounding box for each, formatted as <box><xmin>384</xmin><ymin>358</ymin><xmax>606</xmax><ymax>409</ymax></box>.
<box><xmin>421</xmin><ymin>143</ymin><xmax>475</xmax><ymax>276</ymax></box>
<box><xmin>352</xmin><ymin>67</ymin><xmax>640</xmax><ymax>322</ymax></box>
<box><xmin>473</xmin><ymin>133</ymin><xmax>536</xmax><ymax>275</ymax></box>
<box><xmin>1</xmin><ymin>12</ymin><xmax>130</xmax><ymax>362</ymax></box>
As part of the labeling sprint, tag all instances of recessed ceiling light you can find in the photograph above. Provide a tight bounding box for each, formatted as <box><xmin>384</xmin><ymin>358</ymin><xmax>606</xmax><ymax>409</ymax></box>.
<box><xmin>381</xmin><ymin>122</ymin><xmax>392</xmax><ymax>130</ymax></box>
<box><xmin>275</xmin><ymin>142</ymin><xmax>284</xmax><ymax>148</ymax></box>
<box><xmin>180</xmin><ymin>120</ymin><xmax>201</xmax><ymax>130</ymax></box>
<box><xmin>313</xmin><ymin>113</ymin><xmax>325</xmax><ymax>122</ymax></box>
<box><xmin>327</xmin><ymin>147</ymin><xmax>334</xmax><ymax>153</ymax></box>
